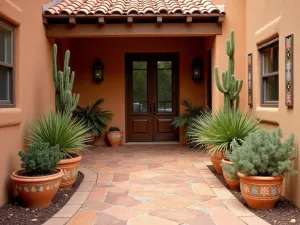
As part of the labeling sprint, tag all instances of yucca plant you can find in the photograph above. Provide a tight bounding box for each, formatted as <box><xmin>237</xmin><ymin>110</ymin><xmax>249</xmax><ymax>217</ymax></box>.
<box><xmin>73</xmin><ymin>98</ymin><xmax>113</xmax><ymax>137</ymax></box>
<box><xmin>27</xmin><ymin>112</ymin><xmax>92</xmax><ymax>159</ymax></box>
<box><xmin>187</xmin><ymin>110</ymin><xmax>260</xmax><ymax>156</ymax></box>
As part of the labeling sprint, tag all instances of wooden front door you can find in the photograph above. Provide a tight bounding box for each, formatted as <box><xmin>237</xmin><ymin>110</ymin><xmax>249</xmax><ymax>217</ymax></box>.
<box><xmin>126</xmin><ymin>53</ymin><xmax>179</xmax><ymax>142</ymax></box>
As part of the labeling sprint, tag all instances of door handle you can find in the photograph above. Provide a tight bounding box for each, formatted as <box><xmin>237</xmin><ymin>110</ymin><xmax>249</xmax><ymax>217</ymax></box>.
<box><xmin>149</xmin><ymin>104</ymin><xmax>152</xmax><ymax>114</ymax></box>
<box><xmin>153</xmin><ymin>103</ymin><xmax>156</xmax><ymax>115</ymax></box>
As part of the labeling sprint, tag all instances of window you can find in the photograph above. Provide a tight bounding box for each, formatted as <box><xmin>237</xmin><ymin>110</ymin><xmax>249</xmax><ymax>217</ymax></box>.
<box><xmin>259</xmin><ymin>38</ymin><xmax>279</xmax><ymax>106</ymax></box>
<box><xmin>0</xmin><ymin>19</ymin><xmax>14</xmax><ymax>107</ymax></box>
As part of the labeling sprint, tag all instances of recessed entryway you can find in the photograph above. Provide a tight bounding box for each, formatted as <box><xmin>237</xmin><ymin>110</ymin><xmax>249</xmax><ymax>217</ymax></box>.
<box><xmin>125</xmin><ymin>53</ymin><xmax>179</xmax><ymax>142</ymax></box>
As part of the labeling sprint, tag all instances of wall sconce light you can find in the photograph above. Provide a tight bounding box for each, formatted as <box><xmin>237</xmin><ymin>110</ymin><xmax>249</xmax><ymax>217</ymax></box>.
<box><xmin>93</xmin><ymin>59</ymin><xmax>104</xmax><ymax>82</ymax></box>
<box><xmin>192</xmin><ymin>58</ymin><xmax>202</xmax><ymax>81</ymax></box>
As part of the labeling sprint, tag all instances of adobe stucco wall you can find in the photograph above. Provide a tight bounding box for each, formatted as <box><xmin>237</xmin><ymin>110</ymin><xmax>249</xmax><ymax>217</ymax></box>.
<box><xmin>0</xmin><ymin>1</ymin><xmax>54</xmax><ymax>206</ymax></box>
<box><xmin>245</xmin><ymin>0</ymin><xmax>300</xmax><ymax>207</ymax></box>
<box><xmin>70</xmin><ymin>37</ymin><xmax>212</xmax><ymax>144</ymax></box>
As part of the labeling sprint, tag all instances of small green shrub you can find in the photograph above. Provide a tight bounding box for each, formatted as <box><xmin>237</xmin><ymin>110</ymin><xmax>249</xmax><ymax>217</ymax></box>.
<box><xmin>225</xmin><ymin>129</ymin><xmax>297</xmax><ymax>180</ymax></box>
<box><xmin>109</xmin><ymin>127</ymin><xmax>120</xmax><ymax>132</ymax></box>
<box><xmin>19</xmin><ymin>142</ymin><xmax>62</xmax><ymax>176</ymax></box>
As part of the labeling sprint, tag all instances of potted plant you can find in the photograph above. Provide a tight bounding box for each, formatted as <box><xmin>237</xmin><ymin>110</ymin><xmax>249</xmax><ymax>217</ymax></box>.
<box><xmin>227</xmin><ymin>129</ymin><xmax>296</xmax><ymax>209</ymax></box>
<box><xmin>73</xmin><ymin>98</ymin><xmax>113</xmax><ymax>144</ymax></box>
<box><xmin>187</xmin><ymin>110</ymin><xmax>259</xmax><ymax>183</ymax></box>
<box><xmin>11</xmin><ymin>142</ymin><xmax>63</xmax><ymax>208</ymax></box>
<box><xmin>27</xmin><ymin>112</ymin><xmax>91</xmax><ymax>189</ymax></box>
<box><xmin>107</xmin><ymin>126</ymin><xmax>123</xmax><ymax>147</ymax></box>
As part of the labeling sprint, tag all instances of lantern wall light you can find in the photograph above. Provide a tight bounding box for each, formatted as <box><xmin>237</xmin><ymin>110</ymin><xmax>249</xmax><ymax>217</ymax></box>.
<box><xmin>93</xmin><ymin>59</ymin><xmax>104</xmax><ymax>82</ymax></box>
<box><xmin>192</xmin><ymin>58</ymin><xmax>202</xmax><ymax>81</ymax></box>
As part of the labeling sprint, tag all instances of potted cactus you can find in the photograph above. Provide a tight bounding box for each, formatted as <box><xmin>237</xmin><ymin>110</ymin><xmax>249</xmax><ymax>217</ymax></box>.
<box><xmin>11</xmin><ymin>142</ymin><xmax>63</xmax><ymax>208</ymax></box>
<box><xmin>107</xmin><ymin>127</ymin><xmax>123</xmax><ymax>147</ymax></box>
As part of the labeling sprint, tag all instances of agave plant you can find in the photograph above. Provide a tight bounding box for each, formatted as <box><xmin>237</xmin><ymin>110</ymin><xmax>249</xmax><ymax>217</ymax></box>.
<box><xmin>172</xmin><ymin>100</ymin><xmax>205</xmax><ymax>128</ymax></box>
<box><xmin>187</xmin><ymin>110</ymin><xmax>260</xmax><ymax>156</ymax></box>
<box><xmin>27</xmin><ymin>112</ymin><xmax>92</xmax><ymax>159</ymax></box>
<box><xmin>73</xmin><ymin>98</ymin><xmax>113</xmax><ymax>137</ymax></box>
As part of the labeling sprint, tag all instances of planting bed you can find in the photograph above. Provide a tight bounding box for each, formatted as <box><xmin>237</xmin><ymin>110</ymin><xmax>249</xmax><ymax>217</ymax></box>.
<box><xmin>0</xmin><ymin>172</ymin><xmax>84</xmax><ymax>225</ymax></box>
<box><xmin>208</xmin><ymin>166</ymin><xmax>300</xmax><ymax>225</ymax></box>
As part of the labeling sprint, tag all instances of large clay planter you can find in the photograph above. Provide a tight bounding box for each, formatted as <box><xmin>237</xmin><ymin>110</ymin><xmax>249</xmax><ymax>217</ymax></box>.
<box><xmin>11</xmin><ymin>169</ymin><xmax>63</xmax><ymax>208</ymax></box>
<box><xmin>58</xmin><ymin>154</ymin><xmax>82</xmax><ymax>189</ymax></box>
<box><xmin>210</xmin><ymin>152</ymin><xmax>225</xmax><ymax>175</ymax></box>
<box><xmin>221</xmin><ymin>159</ymin><xmax>240</xmax><ymax>190</ymax></box>
<box><xmin>238</xmin><ymin>172</ymin><xmax>284</xmax><ymax>209</ymax></box>
<box><xmin>107</xmin><ymin>131</ymin><xmax>123</xmax><ymax>147</ymax></box>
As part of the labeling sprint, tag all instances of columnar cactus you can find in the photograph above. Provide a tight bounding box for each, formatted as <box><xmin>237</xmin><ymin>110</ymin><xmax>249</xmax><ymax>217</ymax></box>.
<box><xmin>53</xmin><ymin>44</ymin><xmax>79</xmax><ymax>114</ymax></box>
<box><xmin>215</xmin><ymin>31</ymin><xmax>243</xmax><ymax>113</ymax></box>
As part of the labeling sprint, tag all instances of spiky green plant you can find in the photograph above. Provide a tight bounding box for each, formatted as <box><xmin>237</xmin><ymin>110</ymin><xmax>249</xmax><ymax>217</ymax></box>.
<box><xmin>215</xmin><ymin>30</ymin><xmax>243</xmax><ymax>113</ymax></box>
<box><xmin>224</xmin><ymin>129</ymin><xmax>297</xmax><ymax>180</ymax></box>
<box><xmin>53</xmin><ymin>44</ymin><xmax>79</xmax><ymax>114</ymax></box>
<box><xmin>27</xmin><ymin>112</ymin><xmax>92</xmax><ymax>159</ymax></box>
<box><xmin>187</xmin><ymin>110</ymin><xmax>260</xmax><ymax>156</ymax></box>
<box><xmin>171</xmin><ymin>100</ymin><xmax>205</xmax><ymax>128</ymax></box>
<box><xmin>73</xmin><ymin>98</ymin><xmax>113</xmax><ymax>137</ymax></box>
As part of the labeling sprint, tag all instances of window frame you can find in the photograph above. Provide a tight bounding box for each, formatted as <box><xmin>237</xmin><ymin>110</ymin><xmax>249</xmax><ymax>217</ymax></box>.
<box><xmin>0</xmin><ymin>18</ymin><xmax>15</xmax><ymax>108</ymax></box>
<box><xmin>259</xmin><ymin>37</ymin><xmax>279</xmax><ymax>107</ymax></box>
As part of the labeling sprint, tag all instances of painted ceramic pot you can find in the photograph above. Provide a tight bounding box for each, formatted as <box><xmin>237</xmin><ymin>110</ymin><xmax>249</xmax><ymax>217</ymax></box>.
<box><xmin>221</xmin><ymin>159</ymin><xmax>240</xmax><ymax>190</ymax></box>
<box><xmin>58</xmin><ymin>154</ymin><xmax>82</xmax><ymax>189</ymax></box>
<box><xmin>238</xmin><ymin>172</ymin><xmax>284</xmax><ymax>209</ymax></box>
<box><xmin>11</xmin><ymin>169</ymin><xmax>63</xmax><ymax>208</ymax></box>
<box><xmin>107</xmin><ymin>131</ymin><xmax>123</xmax><ymax>147</ymax></box>
<box><xmin>210</xmin><ymin>152</ymin><xmax>225</xmax><ymax>175</ymax></box>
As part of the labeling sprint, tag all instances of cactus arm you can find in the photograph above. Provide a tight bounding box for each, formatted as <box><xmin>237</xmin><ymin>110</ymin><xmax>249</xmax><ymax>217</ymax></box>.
<box><xmin>215</xmin><ymin>67</ymin><xmax>230</xmax><ymax>93</ymax></box>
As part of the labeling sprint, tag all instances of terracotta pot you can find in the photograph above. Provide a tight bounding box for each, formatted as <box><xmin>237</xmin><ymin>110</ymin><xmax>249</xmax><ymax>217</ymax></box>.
<box><xmin>58</xmin><ymin>154</ymin><xmax>82</xmax><ymax>189</ymax></box>
<box><xmin>221</xmin><ymin>159</ymin><xmax>240</xmax><ymax>190</ymax></box>
<box><xmin>107</xmin><ymin>131</ymin><xmax>123</xmax><ymax>147</ymax></box>
<box><xmin>11</xmin><ymin>169</ymin><xmax>63</xmax><ymax>208</ymax></box>
<box><xmin>238</xmin><ymin>171</ymin><xmax>284</xmax><ymax>209</ymax></box>
<box><xmin>210</xmin><ymin>152</ymin><xmax>225</xmax><ymax>175</ymax></box>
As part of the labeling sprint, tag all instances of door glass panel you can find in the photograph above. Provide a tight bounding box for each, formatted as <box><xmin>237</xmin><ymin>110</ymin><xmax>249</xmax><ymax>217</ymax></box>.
<box><xmin>157</xmin><ymin>61</ymin><xmax>172</xmax><ymax>113</ymax></box>
<box><xmin>133</xmin><ymin>61</ymin><xmax>147</xmax><ymax>112</ymax></box>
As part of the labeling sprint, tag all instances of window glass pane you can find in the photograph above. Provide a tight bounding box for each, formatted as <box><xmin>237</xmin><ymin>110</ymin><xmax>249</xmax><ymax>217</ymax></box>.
<box><xmin>0</xmin><ymin>66</ymin><xmax>10</xmax><ymax>100</ymax></box>
<box><xmin>263</xmin><ymin>75</ymin><xmax>278</xmax><ymax>102</ymax></box>
<box><xmin>133</xmin><ymin>61</ymin><xmax>147</xmax><ymax>69</ymax></box>
<box><xmin>133</xmin><ymin>62</ymin><xmax>147</xmax><ymax>112</ymax></box>
<box><xmin>0</xmin><ymin>26</ymin><xmax>12</xmax><ymax>64</ymax></box>
<box><xmin>157</xmin><ymin>61</ymin><xmax>172</xmax><ymax>113</ymax></box>
<box><xmin>158</xmin><ymin>61</ymin><xmax>172</xmax><ymax>69</ymax></box>
<box><xmin>263</xmin><ymin>45</ymin><xmax>278</xmax><ymax>74</ymax></box>
<box><xmin>272</xmin><ymin>45</ymin><xmax>279</xmax><ymax>72</ymax></box>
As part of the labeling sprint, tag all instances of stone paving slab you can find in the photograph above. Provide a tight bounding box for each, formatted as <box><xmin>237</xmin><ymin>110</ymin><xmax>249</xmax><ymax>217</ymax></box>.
<box><xmin>44</xmin><ymin>145</ymin><xmax>270</xmax><ymax>225</ymax></box>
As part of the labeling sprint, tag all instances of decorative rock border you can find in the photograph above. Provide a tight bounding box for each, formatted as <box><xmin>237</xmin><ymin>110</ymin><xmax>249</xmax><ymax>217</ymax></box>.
<box><xmin>43</xmin><ymin>167</ymin><xmax>97</xmax><ymax>225</ymax></box>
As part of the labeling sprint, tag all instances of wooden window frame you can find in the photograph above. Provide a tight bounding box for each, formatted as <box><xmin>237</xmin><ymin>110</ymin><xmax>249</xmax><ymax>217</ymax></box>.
<box><xmin>0</xmin><ymin>18</ymin><xmax>15</xmax><ymax>108</ymax></box>
<box><xmin>259</xmin><ymin>38</ymin><xmax>279</xmax><ymax>107</ymax></box>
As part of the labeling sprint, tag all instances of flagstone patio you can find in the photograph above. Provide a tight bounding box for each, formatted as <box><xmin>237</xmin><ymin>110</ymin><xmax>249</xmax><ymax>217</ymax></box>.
<box><xmin>44</xmin><ymin>145</ymin><xmax>269</xmax><ymax>225</ymax></box>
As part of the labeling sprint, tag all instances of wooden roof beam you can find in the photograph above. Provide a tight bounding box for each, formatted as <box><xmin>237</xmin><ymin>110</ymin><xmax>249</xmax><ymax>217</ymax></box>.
<box><xmin>186</xmin><ymin>16</ymin><xmax>192</xmax><ymax>24</ymax></box>
<box><xmin>98</xmin><ymin>17</ymin><xmax>105</xmax><ymax>25</ymax></box>
<box><xmin>217</xmin><ymin>16</ymin><xmax>225</xmax><ymax>24</ymax></box>
<box><xmin>127</xmin><ymin>17</ymin><xmax>133</xmax><ymax>25</ymax></box>
<box><xmin>157</xmin><ymin>16</ymin><xmax>162</xmax><ymax>25</ymax></box>
<box><xmin>69</xmin><ymin>17</ymin><xmax>76</xmax><ymax>25</ymax></box>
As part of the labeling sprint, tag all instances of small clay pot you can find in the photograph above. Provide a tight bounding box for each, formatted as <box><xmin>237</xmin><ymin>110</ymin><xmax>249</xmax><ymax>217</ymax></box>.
<box><xmin>238</xmin><ymin>171</ymin><xmax>284</xmax><ymax>209</ymax></box>
<box><xmin>210</xmin><ymin>152</ymin><xmax>225</xmax><ymax>175</ymax></box>
<box><xmin>107</xmin><ymin>131</ymin><xmax>123</xmax><ymax>147</ymax></box>
<box><xmin>221</xmin><ymin>159</ymin><xmax>240</xmax><ymax>190</ymax></box>
<box><xmin>11</xmin><ymin>169</ymin><xmax>63</xmax><ymax>208</ymax></box>
<box><xmin>58</xmin><ymin>153</ymin><xmax>82</xmax><ymax>189</ymax></box>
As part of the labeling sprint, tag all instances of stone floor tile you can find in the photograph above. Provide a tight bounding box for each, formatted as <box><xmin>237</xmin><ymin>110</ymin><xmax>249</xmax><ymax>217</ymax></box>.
<box><xmin>149</xmin><ymin>208</ymin><xmax>200</xmax><ymax>223</ymax></box>
<box><xmin>107</xmin><ymin>185</ymin><xmax>129</xmax><ymax>195</ymax></box>
<box><xmin>97</xmin><ymin>173</ymin><xmax>114</xmax><ymax>185</ymax></box>
<box><xmin>204</xmin><ymin>178</ymin><xmax>224</xmax><ymax>188</ymax></box>
<box><xmin>43</xmin><ymin>218</ymin><xmax>69</xmax><ymax>225</ymax></box>
<box><xmin>222</xmin><ymin>199</ymin><xmax>254</xmax><ymax>217</ymax></box>
<box><xmin>53</xmin><ymin>204</ymin><xmax>81</xmax><ymax>218</ymax></box>
<box><xmin>121</xmin><ymin>165</ymin><xmax>149</xmax><ymax>174</ymax></box>
<box><xmin>105</xmin><ymin>192</ymin><xmax>140</xmax><ymax>207</ymax></box>
<box><xmin>130</xmin><ymin>175</ymin><xmax>158</xmax><ymax>185</ymax></box>
<box><xmin>151</xmin><ymin>194</ymin><xmax>198</xmax><ymax>209</ymax></box>
<box><xmin>153</xmin><ymin>175</ymin><xmax>186</xmax><ymax>184</ymax></box>
<box><xmin>77</xmin><ymin>181</ymin><xmax>95</xmax><ymax>192</ymax></box>
<box><xmin>103</xmin><ymin>206</ymin><xmax>140</xmax><ymax>220</ymax></box>
<box><xmin>67</xmin><ymin>192</ymin><xmax>90</xmax><ymax>205</ymax></box>
<box><xmin>198</xmin><ymin>170</ymin><xmax>215</xmax><ymax>178</ymax></box>
<box><xmin>184</xmin><ymin>167</ymin><xmax>201</xmax><ymax>177</ymax></box>
<box><xmin>94</xmin><ymin>212</ymin><xmax>120</xmax><ymax>225</ymax></box>
<box><xmin>148</xmin><ymin>163</ymin><xmax>163</xmax><ymax>169</ymax></box>
<box><xmin>212</xmin><ymin>187</ymin><xmax>236</xmax><ymax>200</ymax></box>
<box><xmin>209</xmin><ymin>207</ymin><xmax>245</xmax><ymax>225</ymax></box>
<box><xmin>163</xmin><ymin>163</ymin><xmax>186</xmax><ymax>170</ymax></box>
<box><xmin>66</xmin><ymin>210</ymin><xmax>97</xmax><ymax>225</ymax></box>
<box><xmin>127</xmin><ymin>215</ymin><xmax>177</xmax><ymax>225</ymax></box>
<box><xmin>193</xmin><ymin>163</ymin><xmax>208</xmax><ymax>170</ymax></box>
<box><xmin>100</xmin><ymin>167</ymin><xmax>119</xmax><ymax>173</ymax></box>
<box><xmin>150</xmin><ymin>168</ymin><xmax>175</xmax><ymax>174</ymax></box>
<box><xmin>113</xmin><ymin>173</ymin><xmax>130</xmax><ymax>182</ymax></box>
<box><xmin>88</xmin><ymin>188</ymin><xmax>108</xmax><ymax>201</ymax></box>
<box><xmin>192</xmin><ymin>183</ymin><xmax>216</xmax><ymax>196</ymax></box>
<box><xmin>239</xmin><ymin>216</ymin><xmax>270</xmax><ymax>225</ymax></box>
<box><xmin>175</xmin><ymin>191</ymin><xmax>214</xmax><ymax>202</ymax></box>
<box><xmin>114</xmin><ymin>221</ymin><xmax>128</xmax><ymax>225</ymax></box>
<box><xmin>185</xmin><ymin>211</ymin><xmax>216</xmax><ymax>225</ymax></box>
<box><xmin>191</xmin><ymin>198</ymin><xmax>225</xmax><ymax>210</ymax></box>
<box><xmin>130</xmin><ymin>203</ymin><xmax>161</xmax><ymax>213</ymax></box>
<box><xmin>83</xmin><ymin>172</ymin><xmax>97</xmax><ymax>182</ymax></box>
<box><xmin>82</xmin><ymin>200</ymin><xmax>112</xmax><ymax>211</ymax></box>
<box><xmin>129</xmin><ymin>189</ymin><xmax>166</xmax><ymax>199</ymax></box>
<box><xmin>133</xmin><ymin>170</ymin><xmax>163</xmax><ymax>179</ymax></box>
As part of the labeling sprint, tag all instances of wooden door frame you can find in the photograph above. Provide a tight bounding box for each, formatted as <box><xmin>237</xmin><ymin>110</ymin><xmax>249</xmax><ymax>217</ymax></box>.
<box><xmin>125</xmin><ymin>52</ymin><xmax>180</xmax><ymax>143</ymax></box>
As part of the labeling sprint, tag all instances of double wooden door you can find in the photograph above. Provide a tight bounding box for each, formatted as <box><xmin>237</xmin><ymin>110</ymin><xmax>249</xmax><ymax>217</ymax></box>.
<box><xmin>126</xmin><ymin>53</ymin><xmax>179</xmax><ymax>142</ymax></box>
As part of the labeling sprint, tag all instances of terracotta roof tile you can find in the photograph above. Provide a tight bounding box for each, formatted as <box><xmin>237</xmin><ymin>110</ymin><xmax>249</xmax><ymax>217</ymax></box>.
<box><xmin>44</xmin><ymin>0</ymin><xmax>224</xmax><ymax>16</ymax></box>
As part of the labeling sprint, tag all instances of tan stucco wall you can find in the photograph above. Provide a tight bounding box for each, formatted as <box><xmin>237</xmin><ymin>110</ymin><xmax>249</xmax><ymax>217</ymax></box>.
<box><xmin>245</xmin><ymin>0</ymin><xmax>300</xmax><ymax>207</ymax></box>
<box><xmin>0</xmin><ymin>1</ymin><xmax>54</xmax><ymax>206</ymax></box>
<box><xmin>70</xmin><ymin>37</ymin><xmax>212</xmax><ymax>144</ymax></box>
